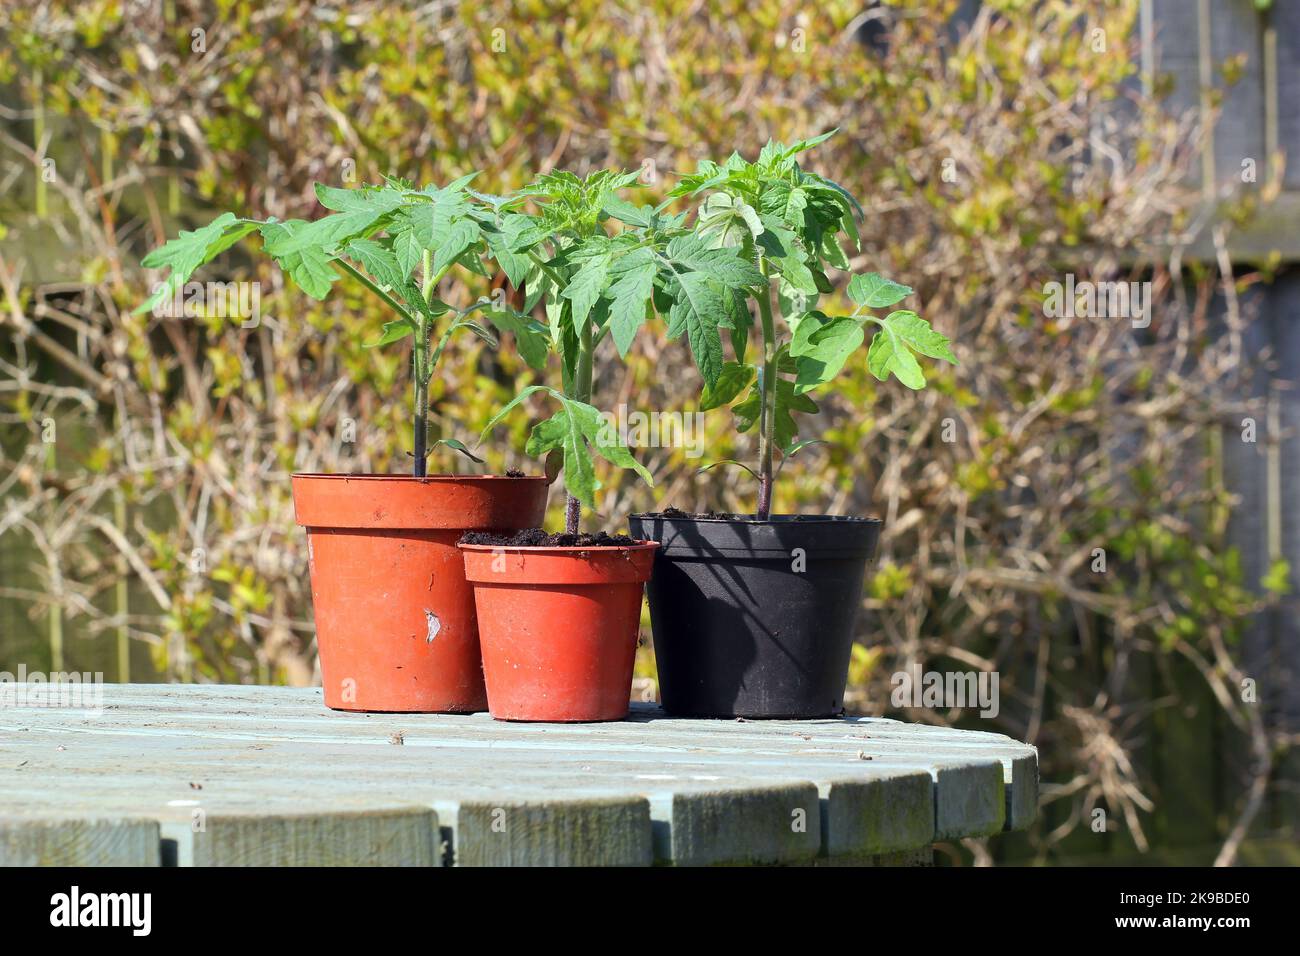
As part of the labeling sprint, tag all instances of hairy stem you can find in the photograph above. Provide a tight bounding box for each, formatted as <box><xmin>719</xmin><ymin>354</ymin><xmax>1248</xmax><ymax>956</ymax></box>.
<box><xmin>566</xmin><ymin>315</ymin><xmax>595</xmax><ymax>535</ymax></box>
<box><xmin>412</xmin><ymin>251</ymin><xmax>440</xmax><ymax>477</ymax></box>
<box><xmin>334</xmin><ymin>258</ymin><xmax>417</xmax><ymax>327</ymax></box>
<box><xmin>412</xmin><ymin>332</ymin><xmax>428</xmax><ymax>477</ymax></box>
<box><xmin>754</xmin><ymin>263</ymin><xmax>778</xmax><ymax>521</ymax></box>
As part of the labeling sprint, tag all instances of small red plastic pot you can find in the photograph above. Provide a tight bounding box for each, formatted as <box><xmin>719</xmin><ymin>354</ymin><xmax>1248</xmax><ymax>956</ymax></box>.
<box><xmin>458</xmin><ymin>541</ymin><xmax>659</xmax><ymax>722</ymax></box>
<box><xmin>292</xmin><ymin>474</ymin><xmax>548</xmax><ymax>713</ymax></box>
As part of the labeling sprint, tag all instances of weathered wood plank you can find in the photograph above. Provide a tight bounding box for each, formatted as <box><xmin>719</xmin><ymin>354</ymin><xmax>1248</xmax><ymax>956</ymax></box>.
<box><xmin>0</xmin><ymin>685</ymin><xmax>1038</xmax><ymax>865</ymax></box>
<box><xmin>162</xmin><ymin>808</ymin><xmax>438</xmax><ymax>867</ymax></box>
<box><xmin>1004</xmin><ymin>752</ymin><xmax>1040</xmax><ymax>832</ymax></box>
<box><xmin>934</xmin><ymin>763</ymin><xmax>1006</xmax><ymax>840</ymax></box>
<box><xmin>452</xmin><ymin>798</ymin><xmax>650</xmax><ymax>866</ymax></box>
<box><xmin>650</xmin><ymin>783</ymin><xmax>820</xmax><ymax>866</ymax></box>
<box><xmin>0</xmin><ymin>816</ymin><xmax>160</xmax><ymax>866</ymax></box>
<box><xmin>819</xmin><ymin>771</ymin><xmax>935</xmax><ymax>857</ymax></box>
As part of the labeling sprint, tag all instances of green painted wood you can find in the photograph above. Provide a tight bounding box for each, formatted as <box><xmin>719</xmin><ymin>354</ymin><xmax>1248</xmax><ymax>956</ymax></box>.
<box><xmin>819</xmin><ymin>772</ymin><xmax>935</xmax><ymax>857</ymax></box>
<box><xmin>0</xmin><ymin>816</ymin><xmax>160</xmax><ymax>866</ymax></box>
<box><xmin>651</xmin><ymin>783</ymin><xmax>821</xmax><ymax>866</ymax></box>
<box><xmin>453</xmin><ymin>798</ymin><xmax>650</xmax><ymax>867</ymax></box>
<box><xmin>162</xmin><ymin>808</ymin><xmax>438</xmax><ymax>867</ymax></box>
<box><xmin>5</xmin><ymin>683</ymin><xmax>1041</xmax><ymax>827</ymax></box>
<box><xmin>934</xmin><ymin>763</ymin><xmax>1006</xmax><ymax>840</ymax></box>
<box><xmin>0</xmin><ymin>684</ymin><xmax>1038</xmax><ymax>866</ymax></box>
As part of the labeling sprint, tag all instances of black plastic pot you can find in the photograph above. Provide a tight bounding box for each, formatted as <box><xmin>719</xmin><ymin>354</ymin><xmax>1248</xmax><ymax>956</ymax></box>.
<box><xmin>627</xmin><ymin>513</ymin><xmax>881</xmax><ymax>718</ymax></box>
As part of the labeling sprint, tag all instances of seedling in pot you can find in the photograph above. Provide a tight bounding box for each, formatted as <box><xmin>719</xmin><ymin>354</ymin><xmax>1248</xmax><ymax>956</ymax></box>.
<box><xmin>627</xmin><ymin>133</ymin><xmax>959</xmax><ymax>718</ymax></box>
<box><xmin>477</xmin><ymin>169</ymin><xmax>657</xmax><ymax>534</ymax></box>
<box><xmin>665</xmin><ymin>131</ymin><xmax>958</xmax><ymax>517</ymax></box>
<box><xmin>458</xmin><ymin>169</ymin><xmax>665</xmax><ymax>722</ymax></box>
<box><xmin>135</xmin><ymin>175</ymin><xmax>548</xmax><ymax>475</ymax></box>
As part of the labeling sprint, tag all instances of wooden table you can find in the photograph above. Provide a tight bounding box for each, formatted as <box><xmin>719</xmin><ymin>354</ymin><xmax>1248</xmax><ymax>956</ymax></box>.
<box><xmin>0</xmin><ymin>683</ymin><xmax>1037</xmax><ymax>866</ymax></box>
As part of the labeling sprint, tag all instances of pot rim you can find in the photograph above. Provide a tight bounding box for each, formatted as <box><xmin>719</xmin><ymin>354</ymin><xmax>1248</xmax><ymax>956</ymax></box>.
<box><xmin>458</xmin><ymin>540</ymin><xmax>661</xmax><ymax>555</ymax></box>
<box><xmin>629</xmin><ymin>512</ymin><xmax>882</xmax><ymax>525</ymax></box>
<box><xmin>292</xmin><ymin>472</ymin><xmax>547</xmax><ymax>482</ymax></box>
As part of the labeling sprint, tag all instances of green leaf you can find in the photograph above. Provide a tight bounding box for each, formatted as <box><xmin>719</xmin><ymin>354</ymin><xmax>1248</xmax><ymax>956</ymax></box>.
<box><xmin>452</xmin><ymin>319</ymin><xmax>499</xmax><ymax>348</ymax></box>
<box><xmin>793</xmin><ymin>316</ymin><xmax>864</xmax><ymax>394</ymax></box>
<box><xmin>135</xmin><ymin>212</ymin><xmax>258</xmax><ymax>314</ymax></box>
<box><xmin>860</xmin><ymin>312</ymin><xmax>943</xmax><ymax>391</ymax></box>
<box><xmin>396</xmin><ymin>188</ymin><xmax>471</xmax><ymax>253</ymax></box>
<box><xmin>431</xmin><ymin>438</ymin><xmax>485</xmax><ymax>465</ymax></box>
<box><xmin>697</xmin><ymin>192</ymin><xmax>764</xmax><ymax>248</ymax></box>
<box><xmin>782</xmin><ymin>186</ymin><xmax>808</xmax><ymax>230</ymax></box>
<box><xmin>482</xmin><ymin>215</ymin><xmax>537</xmax><ymax>287</ymax></box>
<box><xmin>756</xmin><ymin>217</ymin><xmax>817</xmax><ymax>294</ymax></box>
<box><xmin>783</xmin><ymin>438</ymin><xmax>826</xmax><ymax>458</ymax></box>
<box><xmin>881</xmin><ymin>310</ymin><xmax>958</xmax><ymax>363</ymax></box>
<box><xmin>865</xmin><ymin>310</ymin><xmax>957</xmax><ymax>390</ymax></box>
<box><xmin>820</xmin><ymin>231</ymin><xmax>851</xmax><ymax>271</ymax></box>
<box><xmin>665</xmin><ymin>270</ymin><xmax>727</xmax><ymax>389</ymax></box>
<box><xmin>479</xmin><ymin>385</ymin><xmax>549</xmax><ymax>441</ymax></box>
<box><xmin>342</xmin><ymin>238</ymin><xmax>406</xmax><ymax>291</ymax></box>
<box><xmin>788</xmin><ymin>310</ymin><xmax>829</xmax><ymax>356</ymax></box>
<box><xmin>778</xmin><ymin>129</ymin><xmax>837</xmax><ymax>161</ymax></box>
<box><xmin>256</xmin><ymin>220</ymin><xmax>339</xmax><ymax>299</ymax></box>
<box><xmin>561</xmin><ymin>247</ymin><xmax>612</xmax><ymax>331</ymax></box>
<box><xmin>847</xmin><ymin>272</ymin><xmax>913</xmax><ymax>309</ymax></box>
<box><xmin>522</xmin><ymin>259</ymin><xmax>551</xmax><ymax>312</ymax></box>
<box><xmin>525</xmin><ymin>410</ymin><xmax>595</xmax><ymax>506</ymax></box>
<box><xmin>432</xmin><ymin>217</ymin><xmax>480</xmax><ymax>274</ymax></box>
<box><xmin>491</xmin><ymin>387</ymin><xmax>651</xmax><ymax>509</ymax></box>
<box><xmin>697</xmin><ymin>459</ymin><xmax>760</xmax><ymax>481</ymax></box>
<box><xmin>313</xmin><ymin>183</ymin><xmax>405</xmax><ymax>214</ymax></box>
<box><xmin>665</xmin><ymin>233</ymin><xmax>763</xmax><ymax>290</ymax></box>
<box><xmin>476</xmin><ymin>305</ymin><xmax>550</xmax><ymax>370</ymax></box>
<box><xmin>394</xmin><ymin>230</ymin><xmax>421</xmax><ymax>281</ymax></box>
<box><xmin>602</xmin><ymin>196</ymin><xmax>652</xmax><ymax>227</ymax></box>
<box><xmin>699</xmin><ymin>362</ymin><xmax>755</xmax><ymax>411</ymax></box>
<box><xmin>605</xmin><ymin>251</ymin><xmax>656</xmax><ymax>357</ymax></box>
<box><xmin>271</xmin><ymin>209</ymin><xmax>388</xmax><ymax>255</ymax></box>
<box><xmin>722</xmin><ymin>286</ymin><xmax>753</xmax><ymax>361</ymax></box>
<box><xmin>363</xmin><ymin>320</ymin><xmax>414</xmax><ymax>348</ymax></box>
<box><xmin>867</xmin><ymin>330</ymin><xmax>925</xmax><ymax>389</ymax></box>
<box><xmin>564</xmin><ymin>395</ymin><xmax>653</xmax><ymax>488</ymax></box>
<box><xmin>1262</xmin><ymin>557</ymin><xmax>1291</xmax><ymax>595</ymax></box>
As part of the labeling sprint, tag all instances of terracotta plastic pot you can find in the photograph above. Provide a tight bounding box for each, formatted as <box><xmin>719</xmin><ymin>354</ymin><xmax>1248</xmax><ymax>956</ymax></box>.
<box><xmin>292</xmin><ymin>474</ymin><xmax>548</xmax><ymax>713</ymax></box>
<box><xmin>628</xmin><ymin>513</ymin><xmax>881</xmax><ymax>718</ymax></box>
<box><xmin>458</xmin><ymin>542</ymin><xmax>659</xmax><ymax>722</ymax></box>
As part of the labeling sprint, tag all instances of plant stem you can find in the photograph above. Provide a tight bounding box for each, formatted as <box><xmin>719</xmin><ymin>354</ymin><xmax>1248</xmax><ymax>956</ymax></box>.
<box><xmin>528</xmin><ymin>250</ymin><xmax>567</xmax><ymax>288</ymax></box>
<box><xmin>412</xmin><ymin>251</ymin><xmax>438</xmax><ymax>477</ymax></box>
<box><xmin>334</xmin><ymin>258</ymin><xmax>417</xmax><ymax>327</ymax></box>
<box><xmin>414</xmin><ymin>257</ymin><xmax>459</xmax><ymax>477</ymax></box>
<box><xmin>566</xmin><ymin>315</ymin><xmax>595</xmax><ymax>535</ymax></box>
<box><xmin>754</xmin><ymin>264</ymin><xmax>778</xmax><ymax>521</ymax></box>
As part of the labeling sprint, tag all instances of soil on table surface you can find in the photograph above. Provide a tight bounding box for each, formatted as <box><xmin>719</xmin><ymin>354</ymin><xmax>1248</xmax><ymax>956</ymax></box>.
<box><xmin>460</xmin><ymin>528</ymin><xmax>638</xmax><ymax>547</ymax></box>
